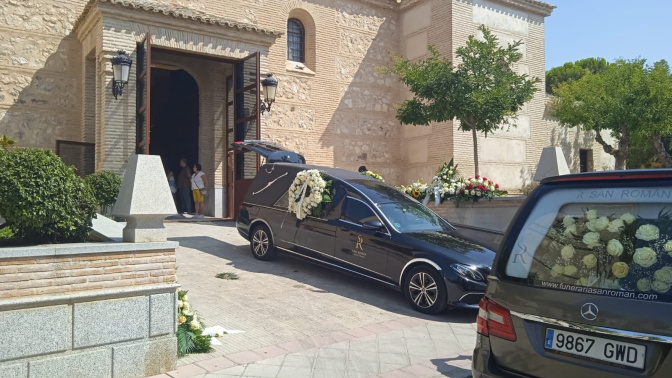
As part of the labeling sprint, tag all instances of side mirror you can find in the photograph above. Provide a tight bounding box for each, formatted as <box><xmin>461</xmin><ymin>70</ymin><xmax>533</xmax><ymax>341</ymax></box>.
<box><xmin>362</xmin><ymin>220</ymin><xmax>384</xmax><ymax>231</ymax></box>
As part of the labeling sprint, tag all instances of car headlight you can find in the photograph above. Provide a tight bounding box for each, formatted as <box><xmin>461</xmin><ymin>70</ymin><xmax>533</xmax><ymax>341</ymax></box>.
<box><xmin>451</xmin><ymin>263</ymin><xmax>485</xmax><ymax>282</ymax></box>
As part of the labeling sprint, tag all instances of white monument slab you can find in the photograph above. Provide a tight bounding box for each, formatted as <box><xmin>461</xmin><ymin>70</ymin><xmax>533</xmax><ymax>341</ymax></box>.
<box><xmin>112</xmin><ymin>154</ymin><xmax>177</xmax><ymax>242</ymax></box>
<box><xmin>534</xmin><ymin>146</ymin><xmax>570</xmax><ymax>181</ymax></box>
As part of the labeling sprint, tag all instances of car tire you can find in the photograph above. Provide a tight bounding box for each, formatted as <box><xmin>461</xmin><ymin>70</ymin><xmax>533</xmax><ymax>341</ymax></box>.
<box><xmin>404</xmin><ymin>265</ymin><xmax>448</xmax><ymax>314</ymax></box>
<box><xmin>249</xmin><ymin>224</ymin><xmax>277</xmax><ymax>261</ymax></box>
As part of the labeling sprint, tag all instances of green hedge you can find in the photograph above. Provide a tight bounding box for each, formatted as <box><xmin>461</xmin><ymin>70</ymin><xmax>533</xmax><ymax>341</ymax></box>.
<box><xmin>86</xmin><ymin>171</ymin><xmax>122</xmax><ymax>212</ymax></box>
<box><xmin>0</xmin><ymin>149</ymin><xmax>97</xmax><ymax>245</ymax></box>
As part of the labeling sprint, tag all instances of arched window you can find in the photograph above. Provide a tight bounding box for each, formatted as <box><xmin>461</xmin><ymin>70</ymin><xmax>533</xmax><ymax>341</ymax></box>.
<box><xmin>287</xmin><ymin>18</ymin><xmax>305</xmax><ymax>63</ymax></box>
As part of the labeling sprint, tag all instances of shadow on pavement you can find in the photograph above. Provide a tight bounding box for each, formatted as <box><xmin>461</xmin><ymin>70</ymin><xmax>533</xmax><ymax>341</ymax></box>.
<box><xmin>170</xmin><ymin>223</ymin><xmax>478</xmax><ymax>324</ymax></box>
<box><xmin>430</xmin><ymin>355</ymin><xmax>472</xmax><ymax>377</ymax></box>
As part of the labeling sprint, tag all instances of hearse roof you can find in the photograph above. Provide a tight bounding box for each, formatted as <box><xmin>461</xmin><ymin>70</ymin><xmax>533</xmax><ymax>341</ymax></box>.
<box><xmin>270</xmin><ymin>163</ymin><xmax>376</xmax><ymax>182</ymax></box>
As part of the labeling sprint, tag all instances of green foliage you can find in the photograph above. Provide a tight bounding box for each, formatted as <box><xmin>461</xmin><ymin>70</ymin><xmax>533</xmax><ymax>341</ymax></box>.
<box><xmin>545</xmin><ymin>57</ymin><xmax>608</xmax><ymax>94</ymax></box>
<box><xmin>0</xmin><ymin>135</ymin><xmax>16</xmax><ymax>150</ymax></box>
<box><xmin>552</xmin><ymin>59</ymin><xmax>672</xmax><ymax>169</ymax></box>
<box><xmin>215</xmin><ymin>272</ymin><xmax>239</xmax><ymax>280</ymax></box>
<box><xmin>0</xmin><ymin>227</ymin><xmax>15</xmax><ymax>247</ymax></box>
<box><xmin>383</xmin><ymin>25</ymin><xmax>539</xmax><ymax>175</ymax></box>
<box><xmin>85</xmin><ymin>171</ymin><xmax>122</xmax><ymax>211</ymax></box>
<box><xmin>0</xmin><ymin>149</ymin><xmax>97</xmax><ymax>244</ymax></box>
<box><xmin>176</xmin><ymin>290</ymin><xmax>212</xmax><ymax>357</ymax></box>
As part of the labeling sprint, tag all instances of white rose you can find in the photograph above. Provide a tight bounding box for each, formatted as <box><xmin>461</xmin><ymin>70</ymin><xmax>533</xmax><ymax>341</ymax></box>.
<box><xmin>564</xmin><ymin>224</ymin><xmax>578</xmax><ymax>237</ymax></box>
<box><xmin>664</xmin><ymin>241</ymin><xmax>672</xmax><ymax>255</ymax></box>
<box><xmin>582</xmin><ymin>254</ymin><xmax>597</xmax><ymax>268</ymax></box>
<box><xmin>563</xmin><ymin>216</ymin><xmax>576</xmax><ymax>227</ymax></box>
<box><xmin>476</xmin><ymin>191</ymin><xmax>482</xmax><ymax>197</ymax></box>
<box><xmin>443</xmin><ymin>175</ymin><xmax>447</xmax><ymax>179</ymax></box>
<box><xmin>182</xmin><ymin>302</ymin><xmax>191</xmax><ymax>311</ymax></box>
<box><xmin>620</xmin><ymin>212</ymin><xmax>636</xmax><ymax>225</ymax></box>
<box><xmin>551</xmin><ymin>264</ymin><xmax>564</xmax><ymax>277</ymax></box>
<box><xmin>611</xmin><ymin>262</ymin><xmax>629</xmax><ymax>278</ymax></box>
<box><xmin>470</xmin><ymin>190</ymin><xmax>475</xmax><ymax>195</ymax></box>
<box><xmin>561</xmin><ymin>245</ymin><xmax>576</xmax><ymax>261</ymax></box>
<box><xmin>449</xmin><ymin>170</ymin><xmax>454</xmax><ymax>175</ymax></box>
<box><xmin>582</xmin><ymin>232</ymin><xmax>601</xmax><ymax>248</ymax></box>
<box><xmin>635</xmin><ymin>224</ymin><xmax>659</xmax><ymax>241</ymax></box>
<box><xmin>653</xmin><ymin>267</ymin><xmax>672</xmax><ymax>283</ymax></box>
<box><xmin>637</xmin><ymin>278</ymin><xmax>651</xmax><ymax>292</ymax></box>
<box><xmin>607</xmin><ymin>218</ymin><xmax>625</xmax><ymax>233</ymax></box>
<box><xmin>633</xmin><ymin>247</ymin><xmax>658</xmax><ymax>268</ymax></box>
<box><xmin>190</xmin><ymin>319</ymin><xmax>201</xmax><ymax>330</ymax></box>
<box><xmin>563</xmin><ymin>265</ymin><xmax>578</xmax><ymax>276</ymax></box>
<box><xmin>587</xmin><ymin>217</ymin><xmax>609</xmax><ymax>232</ymax></box>
<box><xmin>183</xmin><ymin>295</ymin><xmax>188</xmax><ymax>301</ymax></box>
<box><xmin>585</xmin><ymin>210</ymin><xmax>598</xmax><ymax>220</ymax></box>
<box><xmin>606</xmin><ymin>239</ymin><xmax>624</xmax><ymax>256</ymax></box>
<box><xmin>576</xmin><ymin>277</ymin><xmax>588</xmax><ymax>286</ymax></box>
<box><xmin>651</xmin><ymin>280</ymin><xmax>671</xmax><ymax>293</ymax></box>
<box><xmin>177</xmin><ymin>300</ymin><xmax>183</xmax><ymax>308</ymax></box>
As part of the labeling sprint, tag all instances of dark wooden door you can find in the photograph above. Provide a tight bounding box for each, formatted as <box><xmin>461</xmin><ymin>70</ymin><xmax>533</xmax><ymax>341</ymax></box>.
<box><xmin>136</xmin><ymin>34</ymin><xmax>151</xmax><ymax>154</ymax></box>
<box><xmin>232</xmin><ymin>52</ymin><xmax>260</xmax><ymax>218</ymax></box>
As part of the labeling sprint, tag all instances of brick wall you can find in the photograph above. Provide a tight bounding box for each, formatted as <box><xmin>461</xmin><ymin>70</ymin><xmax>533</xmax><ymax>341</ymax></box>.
<box><xmin>0</xmin><ymin>250</ymin><xmax>176</xmax><ymax>300</ymax></box>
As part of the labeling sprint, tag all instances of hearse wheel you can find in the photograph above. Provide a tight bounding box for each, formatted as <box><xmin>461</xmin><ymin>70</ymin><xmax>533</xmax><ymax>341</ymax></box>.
<box><xmin>404</xmin><ymin>265</ymin><xmax>448</xmax><ymax>314</ymax></box>
<box><xmin>250</xmin><ymin>224</ymin><xmax>277</xmax><ymax>261</ymax></box>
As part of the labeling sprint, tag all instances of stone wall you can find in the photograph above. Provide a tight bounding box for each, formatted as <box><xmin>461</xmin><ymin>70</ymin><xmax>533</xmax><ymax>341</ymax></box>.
<box><xmin>0</xmin><ymin>0</ymin><xmax>570</xmax><ymax>194</ymax></box>
<box><xmin>0</xmin><ymin>241</ymin><xmax>179</xmax><ymax>378</ymax></box>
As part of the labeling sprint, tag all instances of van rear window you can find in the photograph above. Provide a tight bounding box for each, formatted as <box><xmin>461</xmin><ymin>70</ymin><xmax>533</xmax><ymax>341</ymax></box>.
<box><xmin>505</xmin><ymin>187</ymin><xmax>672</xmax><ymax>302</ymax></box>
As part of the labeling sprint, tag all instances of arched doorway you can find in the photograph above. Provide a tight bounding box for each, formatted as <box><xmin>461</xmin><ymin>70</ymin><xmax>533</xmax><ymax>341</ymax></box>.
<box><xmin>149</xmin><ymin>67</ymin><xmax>199</xmax><ymax>187</ymax></box>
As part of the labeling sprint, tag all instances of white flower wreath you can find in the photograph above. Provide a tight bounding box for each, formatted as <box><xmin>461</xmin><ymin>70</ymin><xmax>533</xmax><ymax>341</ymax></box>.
<box><xmin>288</xmin><ymin>169</ymin><xmax>327</xmax><ymax>220</ymax></box>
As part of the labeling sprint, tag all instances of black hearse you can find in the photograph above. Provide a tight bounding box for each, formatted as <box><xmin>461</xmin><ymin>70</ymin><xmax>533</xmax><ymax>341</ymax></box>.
<box><xmin>235</xmin><ymin>141</ymin><xmax>495</xmax><ymax>314</ymax></box>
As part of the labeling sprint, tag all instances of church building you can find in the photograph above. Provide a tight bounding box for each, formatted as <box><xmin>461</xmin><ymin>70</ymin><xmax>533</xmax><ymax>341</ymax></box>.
<box><xmin>0</xmin><ymin>0</ymin><xmax>614</xmax><ymax>217</ymax></box>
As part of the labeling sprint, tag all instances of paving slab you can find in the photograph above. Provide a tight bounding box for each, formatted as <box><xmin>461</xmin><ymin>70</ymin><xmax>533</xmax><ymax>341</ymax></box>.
<box><xmin>164</xmin><ymin>222</ymin><xmax>478</xmax><ymax>378</ymax></box>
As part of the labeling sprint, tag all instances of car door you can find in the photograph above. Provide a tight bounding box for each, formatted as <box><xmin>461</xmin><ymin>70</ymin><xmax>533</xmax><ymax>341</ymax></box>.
<box><xmin>334</xmin><ymin>196</ymin><xmax>392</xmax><ymax>279</ymax></box>
<box><xmin>292</xmin><ymin>184</ymin><xmax>346</xmax><ymax>258</ymax></box>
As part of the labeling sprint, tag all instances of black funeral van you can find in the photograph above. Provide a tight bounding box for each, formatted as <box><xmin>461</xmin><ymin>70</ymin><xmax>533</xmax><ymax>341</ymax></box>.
<box><xmin>235</xmin><ymin>141</ymin><xmax>495</xmax><ymax>314</ymax></box>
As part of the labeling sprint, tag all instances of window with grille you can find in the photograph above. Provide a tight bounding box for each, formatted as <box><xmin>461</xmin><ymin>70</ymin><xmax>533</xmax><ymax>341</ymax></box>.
<box><xmin>287</xmin><ymin>18</ymin><xmax>305</xmax><ymax>63</ymax></box>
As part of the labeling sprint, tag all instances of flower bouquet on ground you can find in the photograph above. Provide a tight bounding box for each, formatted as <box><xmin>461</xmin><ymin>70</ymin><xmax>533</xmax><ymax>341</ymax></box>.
<box><xmin>362</xmin><ymin>170</ymin><xmax>384</xmax><ymax>182</ymax></box>
<box><xmin>288</xmin><ymin>169</ymin><xmax>334</xmax><ymax>220</ymax></box>
<box><xmin>177</xmin><ymin>290</ymin><xmax>212</xmax><ymax>357</ymax></box>
<box><xmin>431</xmin><ymin>159</ymin><xmax>464</xmax><ymax>204</ymax></box>
<box><xmin>455</xmin><ymin>175</ymin><xmax>507</xmax><ymax>203</ymax></box>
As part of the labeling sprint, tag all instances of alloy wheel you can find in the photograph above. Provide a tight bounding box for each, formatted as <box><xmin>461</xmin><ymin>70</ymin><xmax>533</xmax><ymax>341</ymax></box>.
<box><xmin>252</xmin><ymin>229</ymin><xmax>269</xmax><ymax>256</ymax></box>
<box><xmin>408</xmin><ymin>272</ymin><xmax>438</xmax><ymax>308</ymax></box>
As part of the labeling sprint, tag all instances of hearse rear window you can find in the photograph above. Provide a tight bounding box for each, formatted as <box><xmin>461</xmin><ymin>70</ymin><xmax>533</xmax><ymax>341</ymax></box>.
<box><xmin>505</xmin><ymin>187</ymin><xmax>672</xmax><ymax>302</ymax></box>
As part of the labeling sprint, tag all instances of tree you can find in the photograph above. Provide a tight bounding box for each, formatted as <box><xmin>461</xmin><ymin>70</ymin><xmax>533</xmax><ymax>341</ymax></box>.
<box><xmin>383</xmin><ymin>25</ymin><xmax>539</xmax><ymax>176</ymax></box>
<box><xmin>552</xmin><ymin>59</ymin><xmax>672</xmax><ymax>170</ymax></box>
<box><xmin>545</xmin><ymin>57</ymin><xmax>608</xmax><ymax>94</ymax></box>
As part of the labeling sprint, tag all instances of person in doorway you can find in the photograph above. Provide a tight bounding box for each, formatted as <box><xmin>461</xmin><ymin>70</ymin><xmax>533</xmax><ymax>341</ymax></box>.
<box><xmin>191</xmin><ymin>163</ymin><xmax>208</xmax><ymax>219</ymax></box>
<box><xmin>177</xmin><ymin>159</ymin><xmax>193</xmax><ymax>215</ymax></box>
<box><xmin>167</xmin><ymin>170</ymin><xmax>177</xmax><ymax>208</ymax></box>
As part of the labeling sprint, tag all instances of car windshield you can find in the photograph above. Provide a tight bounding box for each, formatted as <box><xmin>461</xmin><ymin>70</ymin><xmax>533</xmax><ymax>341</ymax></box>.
<box><xmin>377</xmin><ymin>201</ymin><xmax>451</xmax><ymax>233</ymax></box>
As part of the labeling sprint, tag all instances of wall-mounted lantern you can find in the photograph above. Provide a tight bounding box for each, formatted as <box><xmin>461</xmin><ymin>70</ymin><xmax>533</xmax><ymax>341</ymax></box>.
<box><xmin>111</xmin><ymin>50</ymin><xmax>133</xmax><ymax>100</ymax></box>
<box><xmin>260</xmin><ymin>73</ymin><xmax>278</xmax><ymax>114</ymax></box>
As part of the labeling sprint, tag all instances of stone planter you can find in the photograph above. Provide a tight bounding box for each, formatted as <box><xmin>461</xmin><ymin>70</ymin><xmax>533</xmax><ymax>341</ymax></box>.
<box><xmin>428</xmin><ymin>197</ymin><xmax>527</xmax><ymax>250</ymax></box>
<box><xmin>0</xmin><ymin>241</ymin><xmax>179</xmax><ymax>378</ymax></box>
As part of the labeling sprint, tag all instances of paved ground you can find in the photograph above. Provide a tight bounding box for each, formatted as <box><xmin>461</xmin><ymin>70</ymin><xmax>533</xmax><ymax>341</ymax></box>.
<box><xmin>152</xmin><ymin>221</ymin><xmax>477</xmax><ymax>378</ymax></box>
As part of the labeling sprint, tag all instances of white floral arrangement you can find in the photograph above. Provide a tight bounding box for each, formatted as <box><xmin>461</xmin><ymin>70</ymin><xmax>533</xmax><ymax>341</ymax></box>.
<box><xmin>177</xmin><ymin>290</ymin><xmax>212</xmax><ymax>356</ymax></box>
<box><xmin>288</xmin><ymin>169</ymin><xmax>333</xmax><ymax>220</ymax></box>
<box><xmin>535</xmin><ymin>208</ymin><xmax>672</xmax><ymax>296</ymax></box>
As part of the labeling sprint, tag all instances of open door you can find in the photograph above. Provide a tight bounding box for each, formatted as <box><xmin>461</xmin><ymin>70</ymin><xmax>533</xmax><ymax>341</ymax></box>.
<box><xmin>232</xmin><ymin>52</ymin><xmax>261</xmax><ymax>218</ymax></box>
<box><xmin>136</xmin><ymin>34</ymin><xmax>151</xmax><ymax>154</ymax></box>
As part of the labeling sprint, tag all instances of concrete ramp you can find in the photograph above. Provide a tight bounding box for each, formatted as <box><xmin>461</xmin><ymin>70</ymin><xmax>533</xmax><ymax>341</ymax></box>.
<box><xmin>89</xmin><ymin>213</ymin><xmax>124</xmax><ymax>242</ymax></box>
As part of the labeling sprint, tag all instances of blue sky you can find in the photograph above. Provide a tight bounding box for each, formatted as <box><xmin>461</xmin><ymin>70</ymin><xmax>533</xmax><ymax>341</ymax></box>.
<box><xmin>545</xmin><ymin>1</ymin><xmax>672</xmax><ymax>70</ymax></box>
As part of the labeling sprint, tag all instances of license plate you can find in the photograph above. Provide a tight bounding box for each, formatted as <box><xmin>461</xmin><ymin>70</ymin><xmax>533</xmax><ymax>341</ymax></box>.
<box><xmin>545</xmin><ymin>328</ymin><xmax>646</xmax><ymax>369</ymax></box>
